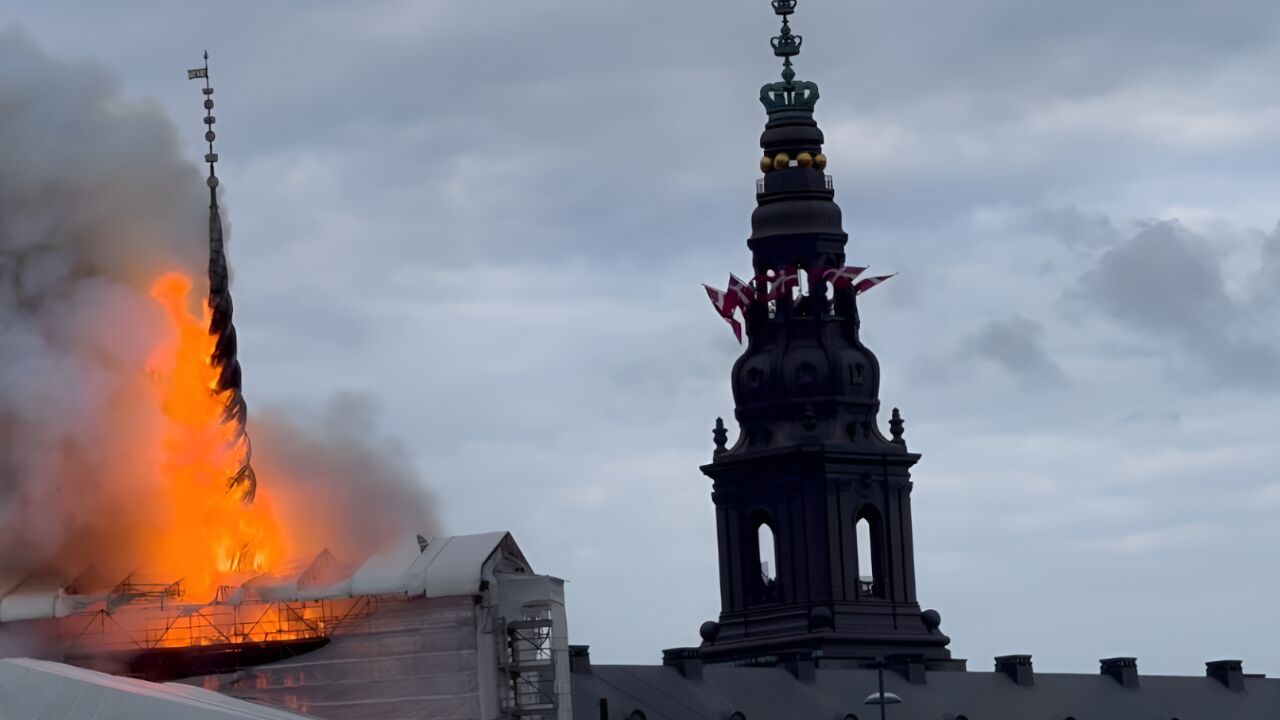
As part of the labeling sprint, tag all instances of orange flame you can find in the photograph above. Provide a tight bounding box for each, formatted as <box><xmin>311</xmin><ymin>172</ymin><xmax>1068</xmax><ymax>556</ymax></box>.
<box><xmin>143</xmin><ymin>272</ymin><xmax>283</xmax><ymax>601</ymax></box>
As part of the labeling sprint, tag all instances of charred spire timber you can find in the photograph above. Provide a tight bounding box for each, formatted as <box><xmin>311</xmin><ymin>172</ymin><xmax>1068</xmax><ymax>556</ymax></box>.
<box><xmin>188</xmin><ymin>52</ymin><xmax>258</xmax><ymax>505</ymax></box>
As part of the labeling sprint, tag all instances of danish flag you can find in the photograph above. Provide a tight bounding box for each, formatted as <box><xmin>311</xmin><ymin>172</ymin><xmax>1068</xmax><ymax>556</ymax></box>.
<box><xmin>822</xmin><ymin>265</ymin><xmax>868</xmax><ymax>289</ymax></box>
<box><xmin>852</xmin><ymin>273</ymin><xmax>897</xmax><ymax>295</ymax></box>
<box><xmin>703</xmin><ymin>284</ymin><xmax>744</xmax><ymax>343</ymax></box>
<box><xmin>727</xmin><ymin>274</ymin><xmax>756</xmax><ymax>308</ymax></box>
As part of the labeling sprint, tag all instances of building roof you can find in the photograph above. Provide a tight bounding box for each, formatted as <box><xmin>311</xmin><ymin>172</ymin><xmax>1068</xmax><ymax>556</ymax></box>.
<box><xmin>570</xmin><ymin>662</ymin><xmax>1280</xmax><ymax>720</ymax></box>
<box><xmin>0</xmin><ymin>531</ymin><xmax>530</xmax><ymax>622</ymax></box>
<box><xmin>0</xmin><ymin>657</ymin><xmax>309</xmax><ymax>720</ymax></box>
<box><xmin>256</xmin><ymin>530</ymin><xmax>530</xmax><ymax>601</ymax></box>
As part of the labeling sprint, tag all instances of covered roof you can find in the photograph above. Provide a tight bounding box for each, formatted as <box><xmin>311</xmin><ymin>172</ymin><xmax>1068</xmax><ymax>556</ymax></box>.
<box><xmin>0</xmin><ymin>657</ymin><xmax>309</xmax><ymax>720</ymax></box>
<box><xmin>0</xmin><ymin>531</ymin><xmax>531</xmax><ymax>621</ymax></box>
<box><xmin>571</xmin><ymin>662</ymin><xmax>1280</xmax><ymax>720</ymax></box>
<box><xmin>255</xmin><ymin>530</ymin><xmax>530</xmax><ymax>601</ymax></box>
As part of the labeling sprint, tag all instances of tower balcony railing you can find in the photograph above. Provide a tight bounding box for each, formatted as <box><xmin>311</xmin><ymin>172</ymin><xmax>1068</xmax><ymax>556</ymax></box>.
<box><xmin>756</xmin><ymin>174</ymin><xmax>834</xmax><ymax>193</ymax></box>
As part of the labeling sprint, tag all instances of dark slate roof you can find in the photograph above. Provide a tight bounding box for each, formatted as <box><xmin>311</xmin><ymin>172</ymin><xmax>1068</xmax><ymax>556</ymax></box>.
<box><xmin>571</xmin><ymin>663</ymin><xmax>1280</xmax><ymax>720</ymax></box>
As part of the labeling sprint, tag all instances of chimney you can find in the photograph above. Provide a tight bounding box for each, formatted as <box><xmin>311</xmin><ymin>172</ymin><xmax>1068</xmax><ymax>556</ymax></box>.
<box><xmin>887</xmin><ymin>653</ymin><xmax>927</xmax><ymax>684</ymax></box>
<box><xmin>994</xmin><ymin>655</ymin><xmax>1034</xmax><ymax>686</ymax></box>
<box><xmin>662</xmin><ymin>648</ymin><xmax>704</xmax><ymax>680</ymax></box>
<box><xmin>781</xmin><ymin>650</ymin><xmax>816</xmax><ymax>682</ymax></box>
<box><xmin>1206</xmin><ymin>660</ymin><xmax>1244</xmax><ymax>691</ymax></box>
<box><xmin>1100</xmin><ymin>657</ymin><xmax>1139</xmax><ymax>688</ymax></box>
<box><xmin>569</xmin><ymin>645</ymin><xmax>592</xmax><ymax>674</ymax></box>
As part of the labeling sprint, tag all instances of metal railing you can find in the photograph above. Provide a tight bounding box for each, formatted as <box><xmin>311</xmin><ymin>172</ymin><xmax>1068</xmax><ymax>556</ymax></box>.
<box><xmin>755</xmin><ymin>175</ymin><xmax>835</xmax><ymax>193</ymax></box>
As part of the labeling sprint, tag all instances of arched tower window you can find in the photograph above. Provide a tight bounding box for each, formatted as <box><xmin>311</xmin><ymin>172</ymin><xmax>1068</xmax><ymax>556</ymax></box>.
<box><xmin>758</xmin><ymin>522</ymin><xmax>778</xmax><ymax>584</ymax></box>
<box><xmin>855</xmin><ymin>507</ymin><xmax>885</xmax><ymax>597</ymax></box>
<box><xmin>751</xmin><ymin>513</ymin><xmax>781</xmax><ymax>603</ymax></box>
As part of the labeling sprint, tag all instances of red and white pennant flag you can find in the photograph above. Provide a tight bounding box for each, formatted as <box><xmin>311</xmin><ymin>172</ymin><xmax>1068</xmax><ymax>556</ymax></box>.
<box><xmin>822</xmin><ymin>265</ymin><xmax>868</xmax><ymax>289</ymax></box>
<box><xmin>853</xmin><ymin>273</ymin><xmax>897</xmax><ymax>295</ymax></box>
<box><xmin>704</xmin><ymin>274</ymin><xmax>758</xmax><ymax>343</ymax></box>
<box><xmin>705</xmin><ymin>268</ymin><xmax>897</xmax><ymax>343</ymax></box>
<box><xmin>727</xmin><ymin>274</ymin><xmax>756</xmax><ymax>308</ymax></box>
<box><xmin>703</xmin><ymin>283</ymin><xmax>743</xmax><ymax>343</ymax></box>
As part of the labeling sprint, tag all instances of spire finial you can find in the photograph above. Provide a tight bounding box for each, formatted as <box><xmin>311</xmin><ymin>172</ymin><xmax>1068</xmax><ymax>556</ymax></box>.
<box><xmin>890</xmin><ymin>408</ymin><xmax>906</xmax><ymax>446</ymax></box>
<box><xmin>187</xmin><ymin>53</ymin><xmax>258</xmax><ymax>506</ymax></box>
<box><xmin>771</xmin><ymin>0</ymin><xmax>802</xmax><ymax>86</ymax></box>
<box><xmin>188</xmin><ymin>52</ymin><xmax>218</xmax><ymax>207</ymax></box>
<box><xmin>713</xmin><ymin>417</ymin><xmax>729</xmax><ymax>455</ymax></box>
<box><xmin>759</xmin><ymin>1</ymin><xmax>818</xmax><ymax>119</ymax></box>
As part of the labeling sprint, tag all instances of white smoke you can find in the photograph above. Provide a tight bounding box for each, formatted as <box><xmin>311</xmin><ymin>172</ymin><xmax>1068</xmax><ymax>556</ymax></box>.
<box><xmin>0</xmin><ymin>27</ymin><xmax>435</xmax><ymax>592</ymax></box>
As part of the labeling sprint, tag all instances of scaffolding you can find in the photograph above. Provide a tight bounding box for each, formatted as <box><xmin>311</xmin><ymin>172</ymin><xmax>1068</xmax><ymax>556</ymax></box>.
<box><xmin>51</xmin><ymin>586</ymin><xmax>381</xmax><ymax>656</ymax></box>
<box><xmin>499</xmin><ymin>613</ymin><xmax>558</xmax><ymax>719</ymax></box>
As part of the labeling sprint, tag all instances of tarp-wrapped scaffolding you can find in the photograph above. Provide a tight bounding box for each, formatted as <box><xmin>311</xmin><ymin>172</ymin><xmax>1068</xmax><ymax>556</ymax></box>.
<box><xmin>195</xmin><ymin>596</ymin><xmax>483</xmax><ymax>720</ymax></box>
<box><xmin>0</xmin><ymin>532</ymin><xmax>574</xmax><ymax>720</ymax></box>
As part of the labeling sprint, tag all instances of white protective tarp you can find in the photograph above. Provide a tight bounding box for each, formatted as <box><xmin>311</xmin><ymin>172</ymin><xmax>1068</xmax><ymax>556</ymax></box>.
<box><xmin>399</xmin><ymin>531</ymin><xmax>529</xmax><ymax>598</ymax></box>
<box><xmin>193</xmin><ymin>595</ymin><xmax>482</xmax><ymax>720</ymax></box>
<box><xmin>251</xmin><ymin>532</ymin><xmax>530</xmax><ymax>603</ymax></box>
<box><xmin>0</xmin><ymin>657</ymin><xmax>310</xmax><ymax>720</ymax></box>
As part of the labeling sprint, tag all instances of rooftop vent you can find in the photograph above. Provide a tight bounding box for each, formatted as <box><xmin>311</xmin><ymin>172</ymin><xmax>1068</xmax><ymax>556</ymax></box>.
<box><xmin>1100</xmin><ymin>657</ymin><xmax>1139</xmax><ymax>688</ymax></box>
<box><xmin>662</xmin><ymin>647</ymin><xmax>704</xmax><ymax>680</ymax></box>
<box><xmin>1206</xmin><ymin>659</ymin><xmax>1244</xmax><ymax>691</ymax></box>
<box><xmin>887</xmin><ymin>653</ymin><xmax>927</xmax><ymax>684</ymax></box>
<box><xmin>781</xmin><ymin>650</ymin><xmax>816</xmax><ymax>682</ymax></box>
<box><xmin>994</xmin><ymin>654</ymin><xmax>1034</xmax><ymax>686</ymax></box>
<box><xmin>569</xmin><ymin>645</ymin><xmax>592</xmax><ymax>674</ymax></box>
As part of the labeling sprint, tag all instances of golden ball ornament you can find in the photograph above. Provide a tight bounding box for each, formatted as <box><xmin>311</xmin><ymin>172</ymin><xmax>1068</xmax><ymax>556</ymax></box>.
<box><xmin>773</xmin><ymin>153</ymin><xmax>791</xmax><ymax>170</ymax></box>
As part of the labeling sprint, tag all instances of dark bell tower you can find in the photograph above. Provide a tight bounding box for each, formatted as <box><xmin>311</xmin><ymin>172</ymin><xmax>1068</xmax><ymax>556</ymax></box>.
<box><xmin>697</xmin><ymin>1</ymin><xmax>956</xmax><ymax>669</ymax></box>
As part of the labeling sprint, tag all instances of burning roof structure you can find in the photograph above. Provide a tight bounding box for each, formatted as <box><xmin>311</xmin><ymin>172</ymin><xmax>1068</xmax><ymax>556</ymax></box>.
<box><xmin>0</xmin><ymin>47</ymin><xmax>497</xmax><ymax>720</ymax></box>
<box><xmin>0</xmin><ymin>532</ymin><xmax>573</xmax><ymax>720</ymax></box>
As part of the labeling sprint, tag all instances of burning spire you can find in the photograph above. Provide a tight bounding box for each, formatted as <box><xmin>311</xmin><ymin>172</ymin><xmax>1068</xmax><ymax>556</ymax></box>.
<box><xmin>188</xmin><ymin>52</ymin><xmax>257</xmax><ymax>504</ymax></box>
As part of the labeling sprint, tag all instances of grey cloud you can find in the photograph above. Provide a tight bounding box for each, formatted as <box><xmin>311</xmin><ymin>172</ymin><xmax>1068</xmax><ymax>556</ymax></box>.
<box><xmin>1254</xmin><ymin>222</ymin><xmax>1280</xmax><ymax>303</ymax></box>
<box><xmin>1080</xmin><ymin>222</ymin><xmax>1229</xmax><ymax>334</ymax></box>
<box><xmin>964</xmin><ymin>316</ymin><xmax>1068</xmax><ymax>388</ymax></box>
<box><xmin>1027</xmin><ymin>206</ymin><xmax>1123</xmax><ymax>251</ymax></box>
<box><xmin>1077</xmin><ymin>221</ymin><xmax>1280</xmax><ymax>387</ymax></box>
<box><xmin>1117</xmin><ymin>409</ymin><xmax>1181</xmax><ymax>428</ymax></box>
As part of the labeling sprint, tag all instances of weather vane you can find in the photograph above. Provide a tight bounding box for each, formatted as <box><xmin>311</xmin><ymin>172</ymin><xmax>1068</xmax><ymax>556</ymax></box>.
<box><xmin>187</xmin><ymin>51</ymin><xmax>219</xmax><ymax>202</ymax></box>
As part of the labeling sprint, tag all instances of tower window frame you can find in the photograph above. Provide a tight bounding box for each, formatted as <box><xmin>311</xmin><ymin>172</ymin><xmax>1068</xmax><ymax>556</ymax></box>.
<box><xmin>854</xmin><ymin>507</ymin><xmax>886</xmax><ymax>598</ymax></box>
<box><xmin>751</xmin><ymin>511</ymin><xmax>782</xmax><ymax>603</ymax></box>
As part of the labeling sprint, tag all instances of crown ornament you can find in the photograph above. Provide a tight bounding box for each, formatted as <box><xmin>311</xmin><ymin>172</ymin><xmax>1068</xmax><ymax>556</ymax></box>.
<box><xmin>770</xmin><ymin>0</ymin><xmax>803</xmax><ymax>82</ymax></box>
<box><xmin>760</xmin><ymin>79</ymin><xmax>820</xmax><ymax>116</ymax></box>
<box><xmin>771</xmin><ymin>26</ymin><xmax>802</xmax><ymax>60</ymax></box>
<box><xmin>761</xmin><ymin>0</ymin><xmax>818</xmax><ymax>118</ymax></box>
<box><xmin>772</xmin><ymin>0</ymin><xmax>797</xmax><ymax>16</ymax></box>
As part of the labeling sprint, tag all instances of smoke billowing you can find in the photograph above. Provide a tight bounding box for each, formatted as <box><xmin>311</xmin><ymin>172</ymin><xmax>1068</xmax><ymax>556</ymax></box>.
<box><xmin>0</xmin><ymin>28</ymin><xmax>435</xmax><ymax>594</ymax></box>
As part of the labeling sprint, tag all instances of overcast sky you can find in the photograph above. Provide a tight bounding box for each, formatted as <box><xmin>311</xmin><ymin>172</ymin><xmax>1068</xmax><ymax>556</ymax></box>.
<box><xmin>5</xmin><ymin>0</ymin><xmax>1280</xmax><ymax>676</ymax></box>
